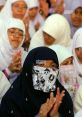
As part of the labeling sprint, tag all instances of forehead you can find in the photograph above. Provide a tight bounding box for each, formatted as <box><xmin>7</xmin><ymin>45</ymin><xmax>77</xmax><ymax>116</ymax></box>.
<box><xmin>12</xmin><ymin>0</ymin><xmax>27</xmax><ymax>6</ymax></box>
<box><xmin>8</xmin><ymin>28</ymin><xmax>23</xmax><ymax>32</ymax></box>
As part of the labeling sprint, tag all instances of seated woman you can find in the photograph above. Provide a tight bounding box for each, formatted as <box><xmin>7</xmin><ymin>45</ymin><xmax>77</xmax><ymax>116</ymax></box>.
<box><xmin>0</xmin><ymin>47</ymin><xmax>74</xmax><ymax>117</ymax></box>
<box><xmin>0</xmin><ymin>18</ymin><xmax>27</xmax><ymax>83</ymax></box>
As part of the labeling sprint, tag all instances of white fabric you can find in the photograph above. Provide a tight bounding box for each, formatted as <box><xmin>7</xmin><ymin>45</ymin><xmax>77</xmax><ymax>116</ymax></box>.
<box><xmin>49</xmin><ymin>44</ymin><xmax>72</xmax><ymax>64</ymax></box>
<box><xmin>0</xmin><ymin>0</ymin><xmax>28</xmax><ymax>20</ymax></box>
<box><xmin>0</xmin><ymin>71</ymin><xmax>11</xmax><ymax>103</ymax></box>
<box><xmin>27</xmin><ymin>0</ymin><xmax>39</xmax><ymax>9</ymax></box>
<box><xmin>72</xmin><ymin>28</ymin><xmax>82</xmax><ymax>82</ymax></box>
<box><xmin>74</xmin><ymin>86</ymin><xmax>82</xmax><ymax>113</ymax></box>
<box><xmin>0</xmin><ymin>17</ymin><xmax>27</xmax><ymax>70</ymax></box>
<box><xmin>75</xmin><ymin>109</ymin><xmax>82</xmax><ymax>117</ymax></box>
<box><xmin>28</xmin><ymin>14</ymin><xmax>71</xmax><ymax>51</ymax></box>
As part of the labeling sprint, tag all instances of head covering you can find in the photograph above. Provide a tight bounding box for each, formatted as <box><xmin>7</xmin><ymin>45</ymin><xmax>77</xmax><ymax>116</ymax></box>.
<box><xmin>75</xmin><ymin>109</ymin><xmax>82</xmax><ymax>117</ymax></box>
<box><xmin>42</xmin><ymin>14</ymin><xmax>71</xmax><ymax>46</ymax></box>
<box><xmin>0</xmin><ymin>17</ymin><xmax>25</xmax><ymax>70</ymax></box>
<box><xmin>0</xmin><ymin>0</ymin><xmax>28</xmax><ymax>20</ymax></box>
<box><xmin>72</xmin><ymin>28</ymin><xmax>82</xmax><ymax>77</ymax></box>
<box><xmin>27</xmin><ymin>0</ymin><xmax>39</xmax><ymax>9</ymax></box>
<box><xmin>74</xmin><ymin>86</ymin><xmax>82</xmax><ymax>113</ymax></box>
<box><xmin>49</xmin><ymin>44</ymin><xmax>72</xmax><ymax>65</ymax></box>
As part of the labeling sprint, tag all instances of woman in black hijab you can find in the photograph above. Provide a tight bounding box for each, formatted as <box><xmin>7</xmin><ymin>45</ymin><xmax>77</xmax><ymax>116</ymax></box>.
<box><xmin>0</xmin><ymin>47</ymin><xmax>74</xmax><ymax>117</ymax></box>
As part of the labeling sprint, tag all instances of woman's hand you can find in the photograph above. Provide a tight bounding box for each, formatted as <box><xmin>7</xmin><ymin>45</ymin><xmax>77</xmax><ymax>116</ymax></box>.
<box><xmin>38</xmin><ymin>88</ymin><xmax>65</xmax><ymax>117</ymax></box>
<box><xmin>8</xmin><ymin>51</ymin><xmax>22</xmax><ymax>73</ymax></box>
<box><xmin>49</xmin><ymin>88</ymin><xmax>65</xmax><ymax>117</ymax></box>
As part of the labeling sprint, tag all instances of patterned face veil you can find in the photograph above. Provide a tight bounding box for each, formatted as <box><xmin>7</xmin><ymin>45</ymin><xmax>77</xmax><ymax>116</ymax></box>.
<box><xmin>32</xmin><ymin>62</ymin><xmax>59</xmax><ymax>92</ymax></box>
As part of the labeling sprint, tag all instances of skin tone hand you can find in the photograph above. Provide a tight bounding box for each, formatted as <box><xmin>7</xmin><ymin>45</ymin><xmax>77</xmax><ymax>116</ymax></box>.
<box><xmin>8</xmin><ymin>51</ymin><xmax>22</xmax><ymax>73</ymax></box>
<box><xmin>49</xmin><ymin>88</ymin><xmax>65</xmax><ymax>117</ymax></box>
<box><xmin>38</xmin><ymin>88</ymin><xmax>65</xmax><ymax>117</ymax></box>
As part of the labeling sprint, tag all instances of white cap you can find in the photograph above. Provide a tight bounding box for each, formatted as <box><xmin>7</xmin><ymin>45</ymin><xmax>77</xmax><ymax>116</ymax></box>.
<box><xmin>27</xmin><ymin>0</ymin><xmax>39</xmax><ymax>9</ymax></box>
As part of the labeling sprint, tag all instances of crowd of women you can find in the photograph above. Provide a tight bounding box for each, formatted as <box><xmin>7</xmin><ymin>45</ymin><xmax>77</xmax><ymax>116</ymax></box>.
<box><xmin>0</xmin><ymin>0</ymin><xmax>82</xmax><ymax>117</ymax></box>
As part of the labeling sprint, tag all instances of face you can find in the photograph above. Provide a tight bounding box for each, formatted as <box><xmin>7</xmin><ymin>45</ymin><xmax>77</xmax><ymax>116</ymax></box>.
<box><xmin>61</xmin><ymin>57</ymin><xmax>73</xmax><ymax>65</ymax></box>
<box><xmin>11</xmin><ymin>1</ymin><xmax>27</xmax><ymax>19</ymax></box>
<box><xmin>32</xmin><ymin>60</ymin><xmax>59</xmax><ymax>92</ymax></box>
<box><xmin>28</xmin><ymin>7</ymin><xmax>38</xmax><ymax>18</ymax></box>
<box><xmin>75</xmin><ymin>47</ymin><xmax>82</xmax><ymax>64</ymax></box>
<box><xmin>70</xmin><ymin>7</ymin><xmax>82</xmax><ymax>27</ymax></box>
<box><xmin>43</xmin><ymin>32</ymin><xmax>55</xmax><ymax>45</ymax></box>
<box><xmin>8</xmin><ymin>28</ymin><xmax>24</xmax><ymax>48</ymax></box>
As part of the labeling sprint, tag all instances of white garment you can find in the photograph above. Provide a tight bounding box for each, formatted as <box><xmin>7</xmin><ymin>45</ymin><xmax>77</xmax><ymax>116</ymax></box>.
<box><xmin>0</xmin><ymin>71</ymin><xmax>11</xmax><ymax>103</ymax></box>
<box><xmin>75</xmin><ymin>109</ymin><xmax>82</xmax><ymax>117</ymax></box>
<box><xmin>72</xmin><ymin>28</ymin><xmax>82</xmax><ymax>85</ymax></box>
<box><xmin>74</xmin><ymin>86</ymin><xmax>82</xmax><ymax>113</ymax></box>
<box><xmin>28</xmin><ymin>14</ymin><xmax>71</xmax><ymax>51</ymax></box>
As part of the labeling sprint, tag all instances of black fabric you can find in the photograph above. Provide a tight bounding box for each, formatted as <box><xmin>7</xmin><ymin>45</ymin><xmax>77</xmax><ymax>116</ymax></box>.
<box><xmin>0</xmin><ymin>47</ymin><xmax>74</xmax><ymax>117</ymax></box>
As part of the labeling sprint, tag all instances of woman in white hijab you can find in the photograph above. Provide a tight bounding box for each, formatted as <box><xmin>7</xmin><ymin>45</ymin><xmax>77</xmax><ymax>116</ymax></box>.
<box><xmin>0</xmin><ymin>17</ymin><xmax>27</xmax><ymax>83</ymax></box>
<box><xmin>49</xmin><ymin>44</ymin><xmax>78</xmax><ymax>99</ymax></box>
<box><xmin>72</xmin><ymin>27</ymin><xmax>82</xmax><ymax>86</ymax></box>
<box><xmin>28</xmin><ymin>14</ymin><xmax>71</xmax><ymax>51</ymax></box>
<box><xmin>64</xmin><ymin>0</ymin><xmax>82</xmax><ymax>38</ymax></box>
<box><xmin>0</xmin><ymin>0</ymin><xmax>33</xmax><ymax>49</ymax></box>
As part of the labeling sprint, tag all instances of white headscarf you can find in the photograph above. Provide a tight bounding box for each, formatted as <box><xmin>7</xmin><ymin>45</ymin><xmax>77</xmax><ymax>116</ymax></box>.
<box><xmin>28</xmin><ymin>14</ymin><xmax>71</xmax><ymax>51</ymax></box>
<box><xmin>42</xmin><ymin>14</ymin><xmax>71</xmax><ymax>47</ymax></box>
<box><xmin>0</xmin><ymin>17</ymin><xmax>25</xmax><ymax>70</ymax></box>
<box><xmin>49</xmin><ymin>44</ymin><xmax>72</xmax><ymax>65</ymax></box>
<box><xmin>0</xmin><ymin>0</ymin><xmax>28</xmax><ymax>20</ymax></box>
<box><xmin>72</xmin><ymin>28</ymin><xmax>82</xmax><ymax>77</ymax></box>
<box><xmin>27</xmin><ymin>0</ymin><xmax>39</xmax><ymax>9</ymax></box>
